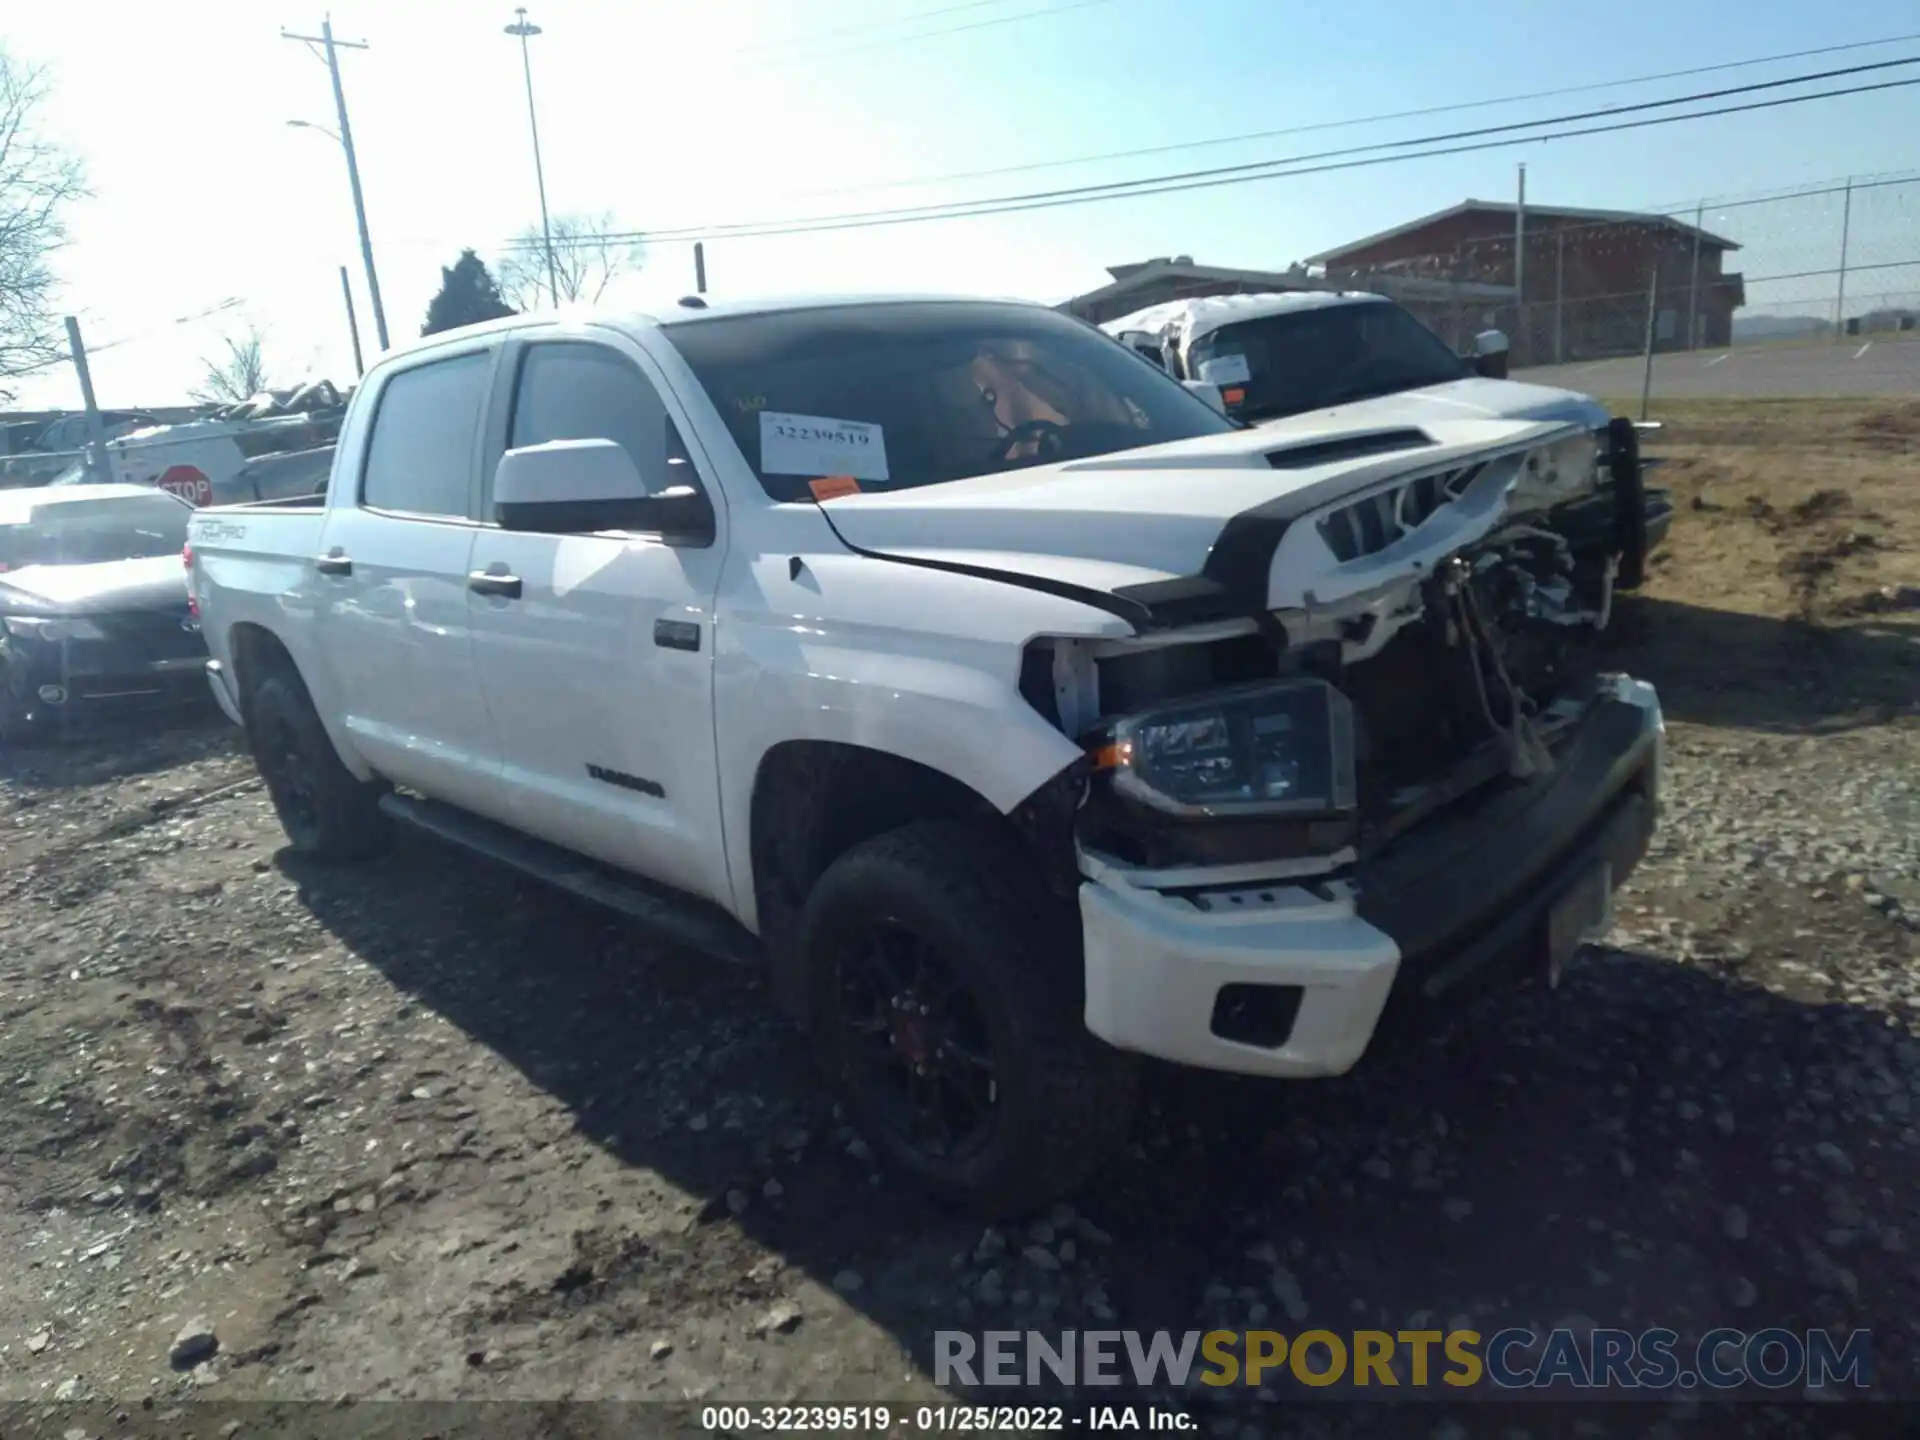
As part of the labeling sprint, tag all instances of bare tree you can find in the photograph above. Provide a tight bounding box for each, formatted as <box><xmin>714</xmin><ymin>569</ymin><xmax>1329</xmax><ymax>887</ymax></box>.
<box><xmin>193</xmin><ymin>325</ymin><xmax>270</xmax><ymax>406</ymax></box>
<box><xmin>0</xmin><ymin>48</ymin><xmax>87</xmax><ymax>403</ymax></box>
<box><xmin>497</xmin><ymin>213</ymin><xmax>644</xmax><ymax>309</ymax></box>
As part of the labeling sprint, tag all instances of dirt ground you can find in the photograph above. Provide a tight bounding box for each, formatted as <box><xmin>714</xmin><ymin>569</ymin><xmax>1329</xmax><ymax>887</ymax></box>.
<box><xmin>1</xmin><ymin>398</ymin><xmax>1917</xmax><ymax>1439</ymax></box>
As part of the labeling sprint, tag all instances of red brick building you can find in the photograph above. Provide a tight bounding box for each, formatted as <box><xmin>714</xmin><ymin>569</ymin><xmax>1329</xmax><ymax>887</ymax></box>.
<box><xmin>1306</xmin><ymin>201</ymin><xmax>1745</xmax><ymax>365</ymax></box>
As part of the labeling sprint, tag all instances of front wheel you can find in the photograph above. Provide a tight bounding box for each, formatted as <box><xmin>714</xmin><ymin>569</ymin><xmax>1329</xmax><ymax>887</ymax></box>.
<box><xmin>246</xmin><ymin>669</ymin><xmax>390</xmax><ymax>860</ymax></box>
<box><xmin>799</xmin><ymin>819</ymin><xmax>1138</xmax><ymax>1218</ymax></box>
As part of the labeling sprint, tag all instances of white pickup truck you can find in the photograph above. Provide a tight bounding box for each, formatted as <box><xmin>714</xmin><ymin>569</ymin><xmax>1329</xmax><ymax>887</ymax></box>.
<box><xmin>188</xmin><ymin>295</ymin><xmax>1664</xmax><ymax>1216</ymax></box>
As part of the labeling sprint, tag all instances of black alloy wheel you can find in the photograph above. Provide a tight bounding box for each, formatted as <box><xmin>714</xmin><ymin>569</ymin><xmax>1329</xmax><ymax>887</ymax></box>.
<box><xmin>833</xmin><ymin>916</ymin><xmax>1000</xmax><ymax>1163</ymax></box>
<box><xmin>798</xmin><ymin>819</ymin><xmax>1139</xmax><ymax>1217</ymax></box>
<box><xmin>254</xmin><ymin>702</ymin><xmax>322</xmax><ymax>848</ymax></box>
<box><xmin>242</xmin><ymin>670</ymin><xmax>389</xmax><ymax>860</ymax></box>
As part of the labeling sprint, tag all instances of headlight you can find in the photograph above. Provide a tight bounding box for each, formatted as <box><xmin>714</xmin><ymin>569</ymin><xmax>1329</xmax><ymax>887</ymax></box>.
<box><xmin>1097</xmin><ymin>678</ymin><xmax>1358</xmax><ymax>818</ymax></box>
<box><xmin>1528</xmin><ymin>432</ymin><xmax>1602</xmax><ymax>493</ymax></box>
<box><xmin>2</xmin><ymin>615</ymin><xmax>104</xmax><ymax>642</ymax></box>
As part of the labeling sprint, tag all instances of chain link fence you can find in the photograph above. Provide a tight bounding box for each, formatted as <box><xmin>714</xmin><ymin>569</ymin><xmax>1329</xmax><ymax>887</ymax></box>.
<box><xmin>1317</xmin><ymin>172</ymin><xmax>1920</xmax><ymax>372</ymax></box>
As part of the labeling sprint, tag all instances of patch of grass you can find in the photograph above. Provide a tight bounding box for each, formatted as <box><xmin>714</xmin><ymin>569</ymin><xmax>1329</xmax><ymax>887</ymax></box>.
<box><xmin>1601</xmin><ymin>397</ymin><xmax>1919</xmax><ymax>623</ymax></box>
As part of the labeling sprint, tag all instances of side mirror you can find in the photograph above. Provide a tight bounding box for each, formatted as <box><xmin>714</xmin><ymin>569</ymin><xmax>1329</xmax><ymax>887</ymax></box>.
<box><xmin>1181</xmin><ymin>379</ymin><xmax>1228</xmax><ymax>416</ymax></box>
<box><xmin>1471</xmin><ymin>328</ymin><xmax>1510</xmax><ymax>379</ymax></box>
<box><xmin>493</xmin><ymin>438</ymin><xmax>715</xmax><ymax>544</ymax></box>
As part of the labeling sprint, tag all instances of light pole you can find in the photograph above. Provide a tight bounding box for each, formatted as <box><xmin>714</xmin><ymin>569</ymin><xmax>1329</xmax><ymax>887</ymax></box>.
<box><xmin>281</xmin><ymin>21</ymin><xmax>390</xmax><ymax>351</ymax></box>
<box><xmin>505</xmin><ymin>7</ymin><xmax>560</xmax><ymax>308</ymax></box>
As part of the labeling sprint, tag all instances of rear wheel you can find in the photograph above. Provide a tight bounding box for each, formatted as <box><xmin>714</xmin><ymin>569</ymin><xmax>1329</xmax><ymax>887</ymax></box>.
<box><xmin>800</xmin><ymin>819</ymin><xmax>1138</xmax><ymax>1218</ymax></box>
<box><xmin>246</xmin><ymin>669</ymin><xmax>390</xmax><ymax>860</ymax></box>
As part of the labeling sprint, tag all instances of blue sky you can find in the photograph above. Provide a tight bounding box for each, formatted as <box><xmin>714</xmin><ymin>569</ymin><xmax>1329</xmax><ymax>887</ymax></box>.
<box><xmin>9</xmin><ymin>0</ymin><xmax>1920</xmax><ymax>406</ymax></box>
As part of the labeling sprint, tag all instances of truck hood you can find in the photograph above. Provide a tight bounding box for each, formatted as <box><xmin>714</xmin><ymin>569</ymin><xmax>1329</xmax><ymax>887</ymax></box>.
<box><xmin>0</xmin><ymin>554</ymin><xmax>188</xmax><ymax>615</ymax></box>
<box><xmin>1256</xmin><ymin>376</ymin><xmax>1609</xmax><ymax>434</ymax></box>
<box><xmin>817</xmin><ymin>413</ymin><xmax>1581</xmax><ymax>627</ymax></box>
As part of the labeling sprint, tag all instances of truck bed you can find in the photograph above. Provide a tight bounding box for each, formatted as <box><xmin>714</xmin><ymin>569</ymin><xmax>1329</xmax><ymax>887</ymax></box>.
<box><xmin>224</xmin><ymin>445</ymin><xmax>335</xmax><ymax>505</ymax></box>
<box><xmin>211</xmin><ymin>494</ymin><xmax>327</xmax><ymax>513</ymax></box>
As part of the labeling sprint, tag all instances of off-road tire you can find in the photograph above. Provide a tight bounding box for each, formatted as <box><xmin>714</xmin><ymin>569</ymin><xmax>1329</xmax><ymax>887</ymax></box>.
<box><xmin>799</xmin><ymin>818</ymin><xmax>1138</xmax><ymax>1218</ymax></box>
<box><xmin>246</xmin><ymin>669</ymin><xmax>390</xmax><ymax>860</ymax></box>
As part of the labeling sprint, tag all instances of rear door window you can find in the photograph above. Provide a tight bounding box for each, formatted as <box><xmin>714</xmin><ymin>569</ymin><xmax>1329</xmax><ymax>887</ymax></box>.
<box><xmin>360</xmin><ymin>352</ymin><xmax>493</xmax><ymax>517</ymax></box>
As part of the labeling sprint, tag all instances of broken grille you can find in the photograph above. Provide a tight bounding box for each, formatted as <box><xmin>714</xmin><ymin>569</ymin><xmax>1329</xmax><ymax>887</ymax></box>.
<box><xmin>1315</xmin><ymin>463</ymin><xmax>1484</xmax><ymax>562</ymax></box>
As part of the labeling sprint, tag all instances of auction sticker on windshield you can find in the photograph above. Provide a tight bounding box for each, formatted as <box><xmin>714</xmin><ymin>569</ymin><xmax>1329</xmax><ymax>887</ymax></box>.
<box><xmin>759</xmin><ymin>412</ymin><xmax>890</xmax><ymax>482</ymax></box>
<box><xmin>1198</xmin><ymin>354</ymin><xmax>1252</xmax><ymax>386</ymax></box>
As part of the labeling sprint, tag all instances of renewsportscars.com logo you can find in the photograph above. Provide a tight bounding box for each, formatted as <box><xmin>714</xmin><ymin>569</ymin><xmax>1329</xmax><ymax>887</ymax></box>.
<box><xmin>934</xmin><ymin>1328</ymin><xmax>1873</xmax><ymax>1392</ymax></box>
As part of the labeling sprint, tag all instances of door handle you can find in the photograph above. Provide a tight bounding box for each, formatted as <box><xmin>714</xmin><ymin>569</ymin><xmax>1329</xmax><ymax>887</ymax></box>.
<box><xmin>467</xmin><ymin>571</ymin><xmax>523</xmax><ymax>599</ymax></box>
<box><xmin>315</xmin><ymin>553</ymin><xmax>352</xmax><ymax>576</ymax></box>
<box><xmin>654</xmin><ymin>618</ymin><xmax>701</xmax><ymax>652</ymax></box>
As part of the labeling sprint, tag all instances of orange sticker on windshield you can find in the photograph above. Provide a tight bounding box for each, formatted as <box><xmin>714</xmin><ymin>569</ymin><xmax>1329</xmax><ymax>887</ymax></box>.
<box><xmin>1222</xmin><ymin>387</ymin><xmax>1246</xmax><ymax>406</ymax></box>
<box><xmin>809</xmin><ymin>475</ymin><xmax>862</xmax><ymax>501</ymax></box>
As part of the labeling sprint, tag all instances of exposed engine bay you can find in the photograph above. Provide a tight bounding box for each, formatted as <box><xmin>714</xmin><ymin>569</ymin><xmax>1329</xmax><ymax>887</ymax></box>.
<box><xmin>1024</xmin><ymin>437</ymin><xmax>1639</xmax><ymax>878</ymax></box>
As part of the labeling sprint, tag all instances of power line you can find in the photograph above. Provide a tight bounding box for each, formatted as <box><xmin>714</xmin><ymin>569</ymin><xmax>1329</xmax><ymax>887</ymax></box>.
<box><xmin>729</xmin><ymin>0</ymin><xmax>1054</xmax><ymax>54</ymax></box>
<box><xmin>732</xmin><ymin>0</ymin><xmax>1123</xmax><ymax>65</ymax></box>
<box><xmin>1746</xmin><ymin>256</ymin><xmax>1920</xmax><ymax>285</ymax></box>
<box><xmin>1336</xmin><ymin>174</ymin><xmax>1920</xmax><ymax>257</ymax></box>
<box><xmin>362</xmin><ymin>165</ymin><xmax>1920</xmax><ymax>259</ymax></box>
<box><xmin>514</xmin><ymin>59</ymin><xmax>1920</xmax><ymax>245</ymax></box>
<box><xmin>1642</xmin><ymin>165</ymin><xmax>1920</xmax><ymax>215</ymax></box>
<box><xmin>29</xmin><ymin>299</ymin><xmax>247</xmax><ymax>371</ymax></box>
<box><xmin>764</xmin><ymin>29</ymin><xmax>1920</xmax><ymax>203</ymax></box>
<box><xmin>674</xmin><ymin>56</ymin><xmax>1920</xmax><ymax>235</ymax></box>
<box><xmin>1420</xmin><ymin>260</ymin><xmax>1920</xmax><ymax>314</ymax></box>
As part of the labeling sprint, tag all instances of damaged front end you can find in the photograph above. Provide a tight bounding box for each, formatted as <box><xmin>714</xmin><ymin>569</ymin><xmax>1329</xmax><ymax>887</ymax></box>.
<box><xmin>1023</xmin><ymin>416</ymin><xmax>1661</xmax><ymax>885</ymax></box>
<box><xmin>1011</xmin><ymin>417</ymin><xmax>1667</xmax><ymax>1075</ymax></box>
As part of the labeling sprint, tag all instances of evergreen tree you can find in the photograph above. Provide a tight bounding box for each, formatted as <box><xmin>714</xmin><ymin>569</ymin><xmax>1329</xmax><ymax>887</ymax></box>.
<box><xmin>421</xmin><ymin>250</ymin><xmax>516</xmax><ymax>336</ymax></box>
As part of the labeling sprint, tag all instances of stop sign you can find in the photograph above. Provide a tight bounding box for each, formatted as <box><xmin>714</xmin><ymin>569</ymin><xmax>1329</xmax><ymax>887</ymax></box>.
<box><xmin>156</xmin><ymin>465</ymin><xmax>213</xmax><ymax>507</ymax></box>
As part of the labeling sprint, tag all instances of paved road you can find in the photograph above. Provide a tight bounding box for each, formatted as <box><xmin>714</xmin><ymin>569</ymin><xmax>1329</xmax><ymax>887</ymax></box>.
<box><xmin>1515</xmin><ymin>335</ymin><xmax>1920</xmax><ymax>400</ymax></box>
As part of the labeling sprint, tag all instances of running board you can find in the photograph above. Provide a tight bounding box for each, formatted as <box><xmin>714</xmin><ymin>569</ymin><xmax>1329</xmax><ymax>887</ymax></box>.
<box><xmin>377</xmin><ymin>792</ymin><xmax>760</xmax><ymax>966</ymax></box>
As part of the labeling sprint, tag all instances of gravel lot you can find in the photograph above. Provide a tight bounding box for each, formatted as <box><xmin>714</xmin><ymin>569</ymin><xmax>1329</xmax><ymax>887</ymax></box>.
<box><xmin>2</xmin><ymin>402</ymin><xmax>1916</xmax><ymax>1437</ymax></box>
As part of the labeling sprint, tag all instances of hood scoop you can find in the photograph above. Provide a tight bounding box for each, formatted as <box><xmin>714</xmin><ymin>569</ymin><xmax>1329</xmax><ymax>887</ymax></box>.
<box><xmin>1264</xmin><ymin>428</ymin><xmax>1434</xmax><ymax>470</ymax></box>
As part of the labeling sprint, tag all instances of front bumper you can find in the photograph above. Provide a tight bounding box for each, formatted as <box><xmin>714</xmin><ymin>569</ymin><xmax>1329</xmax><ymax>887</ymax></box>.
<box><xmin>1079</xmin><ymin>676</ymin><xmax>1663</xmax><ymax>1077</ymax></box>
<box><xmin>2</xmin><ymin>629</ymin><xmax>212</xmax><ymax>721</ymax></box>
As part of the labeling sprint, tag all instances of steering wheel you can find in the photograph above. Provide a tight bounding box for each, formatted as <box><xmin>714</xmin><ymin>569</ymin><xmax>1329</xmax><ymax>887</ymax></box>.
<box><xmin>988</xmin><ymin>419</ymin><xmax>1070</xmax><ymax>466</ymax></box>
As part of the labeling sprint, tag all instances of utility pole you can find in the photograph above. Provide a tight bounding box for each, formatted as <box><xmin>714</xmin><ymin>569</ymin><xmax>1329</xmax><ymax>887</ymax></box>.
<box><xmin>505</xmin><ymin>8</ymin><xmax>560</xmax><ymax>308</ymax></box>
<box><xmin>1639</xmin><ymin>268</ymin><xmax>1659</xmax><ymax>422</ymax></box>
<box><xmin>694</xmin><ymin>241</ymin><xmax>707</xmax><ymax>294</ymax></box>
<box><xmin>282</xmin><ymin>21</ymin><xmax>389</xmax><ymax>351</ymax></box>
<box><xmin>1513</xmin><ymin>163</ymin><xmax>1527</xmax><ymax>365</ymax></box>
<box><xmin>1834</xmin><ymin>175</ymin><xmax>1855</xmax><ymax>340</ymax></box>
<box><xmin>1553</xmin><ymin>228</ymin><xmax>1565</xmax><ymax>365</ymax></box>
<box><xmin>1687</xmin><ymin>201</ymin><xmax>1704</xmax><ymax>351</ymax></box>
<box><xmin>339</xmin><ymin>265</ymin><xmax>365</xmax><ymax>377</ymax></box>
<box><xmin>64</xmin><ymin>317</ymin><xmax>109</xmax><ymax>482</ymax></box>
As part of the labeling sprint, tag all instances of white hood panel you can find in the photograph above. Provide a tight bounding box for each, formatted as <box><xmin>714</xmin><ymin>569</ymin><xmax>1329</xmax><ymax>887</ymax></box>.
<box><xmin>819</xmin><ymin>415</ymin><xmax>1581</xmax><ymax>616</ymax></box>
<box><xmin>1258</xmin><ymin>377</ymin><xmax>1609</xmax><ymax>435</ymax></box>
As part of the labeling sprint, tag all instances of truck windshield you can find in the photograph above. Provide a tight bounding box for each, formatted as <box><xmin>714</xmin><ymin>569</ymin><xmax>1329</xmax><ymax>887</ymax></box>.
<box><xmin>0</xmin><ymin>493</ymin><xmax>189</xmax><ymax>570</ymax></box>
<box><xmin>662</xmin><ymin>301</ymin><xmax>1237</xmax><ymax>500</ymax></box>
<box><xmin>1187</xmin><ymin>301</ymin><xmax>1470</xmax><ymax>422</ymax></box>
